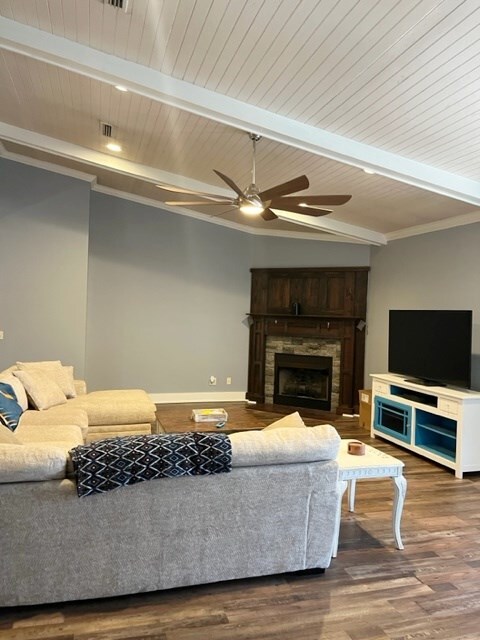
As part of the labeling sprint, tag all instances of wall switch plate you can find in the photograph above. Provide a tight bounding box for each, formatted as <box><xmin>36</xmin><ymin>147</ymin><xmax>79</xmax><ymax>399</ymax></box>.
<box><xmin>0</xmin><ymin>330</ymin><xmax>3</xmax><ymax>340</ymax></box>
<box><xmin>226</xmin><ymin>377</ymin><xmax>232</xmax><ymax>385</ymax></box>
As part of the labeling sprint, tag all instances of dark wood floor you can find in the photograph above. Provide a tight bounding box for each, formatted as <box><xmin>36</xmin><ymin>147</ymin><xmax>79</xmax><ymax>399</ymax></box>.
<box><xmin>2</xmin><ymin>402</ymin><xmax>480</xmax><ymax>639</ymax></box>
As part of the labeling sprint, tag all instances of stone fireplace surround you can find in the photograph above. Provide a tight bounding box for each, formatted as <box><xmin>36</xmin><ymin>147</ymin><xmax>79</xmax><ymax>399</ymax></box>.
<box><xmin>265</xmin><ymin>336</ymin><xmax>341</xmax><ymax>412</ymax></box>
<box><xmin>246</xmin><ymin>314</ymin><xmax>363</xmax><ymax>414</ymax></box>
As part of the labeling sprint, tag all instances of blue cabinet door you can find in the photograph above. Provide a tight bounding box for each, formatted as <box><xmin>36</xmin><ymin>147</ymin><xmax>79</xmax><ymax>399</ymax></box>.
<box><xmin>374</xmin><ymin>397</ymin><xmax>412</xmax><ymax>443</ymax></box>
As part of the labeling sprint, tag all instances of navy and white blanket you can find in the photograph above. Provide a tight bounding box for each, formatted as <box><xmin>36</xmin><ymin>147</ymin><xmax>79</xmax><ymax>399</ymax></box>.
<box><xmin>70</xmin><ymin>432</ymin><xmax>232</xmax><ymax>497</ymax></box>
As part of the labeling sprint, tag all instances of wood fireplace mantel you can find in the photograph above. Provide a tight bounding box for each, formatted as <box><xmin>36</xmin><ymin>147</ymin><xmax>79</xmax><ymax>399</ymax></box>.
<box><xmin>246</xmin><ymin>267</ymin><xmax>369</xmax><ymax>414</ymax></box>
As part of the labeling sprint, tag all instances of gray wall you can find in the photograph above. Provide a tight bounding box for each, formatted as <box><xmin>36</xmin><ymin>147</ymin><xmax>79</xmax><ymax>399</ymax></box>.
<box><xmin>0</xmin><ymin>159</ymin><xmax>90</xmax><ymax>376</ymax></box>
<box><xmin>86</xmin><ymin>192</ymin><xmax>370</xmax><ymax>392</ymax></box>
<box><xmin>0</xmin><ymin>158</ymin><xmax>369</xmax><ymax>394</ymax></box>
<box><xmin>86</xmin><ymin>193</ymin><xmax>252</xmax><ymax>392</ymax></box>
<box><xmin>249</xmin><ymin>235</ymin><xmax>370</xmax><ymax>268</ymax></box>
<box><xmin>366</xmin><ymin>225</ymin><xmax>480</xmax><ymax>390</ymax></box>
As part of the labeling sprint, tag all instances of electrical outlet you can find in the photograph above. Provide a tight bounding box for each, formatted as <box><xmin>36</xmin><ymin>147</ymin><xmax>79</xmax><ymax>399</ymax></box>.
<box><xmin>209</xmin><ymin>376</ymin><xmax>217</xmax><ymax>386</ymax></box>
<box><xmin>226</xmin><ymin>377</ymin><xmax>232</xmax><ymax>385</ymax></box>
<box><xmin>0</xmin><ymin>330</ymin><xmax>3</xmax><ymax>340</ymax></box>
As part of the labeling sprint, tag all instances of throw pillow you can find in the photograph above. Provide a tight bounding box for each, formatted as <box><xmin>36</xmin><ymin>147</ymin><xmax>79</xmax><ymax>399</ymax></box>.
<box><xmin>17</xmin><ymin>360</ymin><xmax>76</xmax><ymax>399</ymax></box>
<box><xmin>13</xmin><ymin>369</ymin><xmax>67</xmax><ymax>411</ymax></box>
<box><xmin>263</xmin><ymin>411</ymin><xmax>306</xmax><ymax>431</ymax></box>
<box><xmin>0</xmin><ymin>372</ymin><xmax>29</xmax><ymax>410</ymax></box>
<box><xmin>0</xmin><ymin>382</ymin><xmax>24</xmax><ymax>431</ymax></box>
<box><xmin>0</xmin><ymin>422</ymin><xmax>22</xmax><ymax>444</ymax></box>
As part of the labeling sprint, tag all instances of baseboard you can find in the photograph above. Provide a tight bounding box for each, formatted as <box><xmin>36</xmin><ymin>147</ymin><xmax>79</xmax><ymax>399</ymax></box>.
<box><xmin>150</xmin><ymin>391</ymin><xmax>248</xmax><ymax>404</ymax></box>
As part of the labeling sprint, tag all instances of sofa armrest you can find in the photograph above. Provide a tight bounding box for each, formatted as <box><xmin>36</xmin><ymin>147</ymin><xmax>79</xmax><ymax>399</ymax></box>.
<box><xmin>0</xmin><ymin>443</ymin><xmax>69</xmax><ymax>483</ymax></box>
<box><xmin>74</xmin><ymin>379</ymin><xmax>87</xmax><ymax>395</ymax></box>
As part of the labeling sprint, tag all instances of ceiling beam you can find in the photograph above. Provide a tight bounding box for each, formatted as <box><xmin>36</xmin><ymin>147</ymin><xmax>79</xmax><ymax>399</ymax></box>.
<box><xmin>0</xmin><ymin>123</ymin><xmax>232</xmax><ymax>198</ymax></box>
<box><xmin>2</xmin><ymin>18</ymin><xmax>480</xmax><ymax>208</ymax></box>
<box><xmin>273</xmin><ymin>211</ymin><xmax>387</xmax><ymax>246</ymax></box>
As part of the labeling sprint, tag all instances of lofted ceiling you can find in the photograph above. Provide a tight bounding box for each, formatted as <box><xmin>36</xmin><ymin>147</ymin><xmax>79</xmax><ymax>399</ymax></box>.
<box><xmin>1</xmin><ymin>0</ymin><xmax>480</xmax><ymax>245</ymax></box>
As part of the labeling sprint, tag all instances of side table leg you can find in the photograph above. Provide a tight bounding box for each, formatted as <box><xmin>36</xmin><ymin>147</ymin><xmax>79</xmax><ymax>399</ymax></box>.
<box><xmin>347</xmin><ymin>479</ymin><xmax>356</xmax><ymax>512</ymax></box>
<box><xmin>332</xmin><ymin>479</ymin><xmax>348</xmax><ymax>558</ymax></box>
<box><xmin>392</xmin><ymin>474</ymin><xmax>407</xmax><ymax>550</ymax></box>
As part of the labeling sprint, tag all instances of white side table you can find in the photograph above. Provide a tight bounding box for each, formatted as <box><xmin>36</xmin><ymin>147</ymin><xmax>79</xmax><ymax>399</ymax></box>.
<box><xmin>332</xmin><ymin>439</ymin><xmax>407</xmax><ymax>557</ymax></box>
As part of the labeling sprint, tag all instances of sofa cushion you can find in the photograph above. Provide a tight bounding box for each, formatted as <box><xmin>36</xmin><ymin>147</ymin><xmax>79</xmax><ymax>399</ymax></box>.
<box><xmin>17</xmin><ymin>361</ymin><xmax>76</xmax><ymax>399</ymax></box>
<box><xmin>0</xmin><ymin>443</ymin><xmax>68</xmax><ymax>483</ymax></box>
<box><xmin>263</xmin><ymin>411</ymin><xmax>306</xmax><ymax>431</ymax></box>
<box><xmin>0</xmin><ymin>423</ymin><xmax>22</xmax><ymax>444</ymax></box>
<box><xmin>20</xmin><ymin>406</ymin><xmax>89</xmax><ymax>440</ymax></box>
<box><xmin>68</xmin><ymin>391</ymin><xmax>156</xmax><ymax>426</ymax></box>
<box><xmin>14</xmin><ymin>423</ymin><xmax>84</xmax><ymax>449</ymax></box>
<box><xmin>0</xmin><ymin>382</ymin><xmax>23</xmax><ymax>431</ymax></box>
<box><xmin>13</xmin><ymin>369</ymin><xmax>67</xmax><ymax>410</ymax></box>
<box><xmin>230</xmin><ymin>424</ymin><xmax>340</xmax><ymax>467</ymax></box>
<box><xmin>0</xmin><ymin>372</ymin><xmax>28</xmax><ymax>410</ymax></box>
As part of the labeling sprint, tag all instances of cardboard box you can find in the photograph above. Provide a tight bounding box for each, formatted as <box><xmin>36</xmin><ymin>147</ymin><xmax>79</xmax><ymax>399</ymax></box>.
<box><xmin>191</xmin><ymin>408</ymin><xmax>228</xmax><ymax>423</ymax></box>
<box><xmin>358</xmin><ymin>389</ymin><xmax>372</xmax><ymax>428</ymax></box>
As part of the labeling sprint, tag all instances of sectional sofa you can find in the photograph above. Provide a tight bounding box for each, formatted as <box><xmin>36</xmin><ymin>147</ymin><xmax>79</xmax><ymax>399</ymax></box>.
<box><xmin>0</xmin><ymin>360</ymin><xmax>157</xmax><ymax>442</ymax></box>
<box><xmin>0</xmin><ymin>413</ymin><xmax>341</xmax><ymax>607</ymax></box>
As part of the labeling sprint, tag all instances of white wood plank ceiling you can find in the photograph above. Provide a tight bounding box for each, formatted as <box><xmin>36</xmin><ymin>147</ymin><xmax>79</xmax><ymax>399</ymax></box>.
<box><xmin>1</xmin><ymin>0</ymin><xmax>480</xmax><ymax>244</ymax></box>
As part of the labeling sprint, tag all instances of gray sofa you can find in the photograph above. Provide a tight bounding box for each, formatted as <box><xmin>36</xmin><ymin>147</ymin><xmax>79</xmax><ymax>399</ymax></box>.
<box><xmin>0</xmin><ymin>361</ymin><xmax>157</xmax><ymax>442</ymax></box>
<box><xmin>0</xmin><ymin>419</ymin><xmax>341</xmax><ymax>607</ymax></box>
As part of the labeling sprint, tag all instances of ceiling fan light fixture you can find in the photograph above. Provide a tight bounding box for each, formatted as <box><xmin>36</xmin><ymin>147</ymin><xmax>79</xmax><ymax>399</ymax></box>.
<box><xmin>239</xmin><ymin>201</ymin><xmax>265</xmax><ymax>215</ymax></box>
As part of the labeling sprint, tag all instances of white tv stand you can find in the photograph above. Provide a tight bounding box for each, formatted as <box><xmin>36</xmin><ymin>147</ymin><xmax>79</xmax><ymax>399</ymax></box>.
<box><xmin>370</xmin><ymin>374</ymin><xmax>480</xmax><ymax>479</ymax></box>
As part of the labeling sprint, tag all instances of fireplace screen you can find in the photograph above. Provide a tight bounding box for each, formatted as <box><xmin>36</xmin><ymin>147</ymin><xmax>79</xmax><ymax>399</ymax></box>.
<box><xmin>274</xmin><ymin>353</ymin><xmax>333</xmax><ymax>411</ymax></box>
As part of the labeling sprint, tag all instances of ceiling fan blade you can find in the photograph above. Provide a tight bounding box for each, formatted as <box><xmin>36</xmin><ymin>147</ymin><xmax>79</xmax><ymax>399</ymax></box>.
<box><xmin>261</xmin><ymin>208</ymin><xmax>278</xmax><ymax>221</ymax></box>
<box><xmin>258</xmin><ymin>175</ymin><xmax>309</xmax><ymax>201</ymax></box>
<box><xmin>271</xmin><ymin>194</ymin><xmax>352</xmax><ymax>207</ymax></box>
<box><xmin>165</xmin><ymin>200</ymin><xmax>236</xmax><ymax>206</ymax></box>
<box><xmin>271</xmin><ymin>204</ymin><xmax>332</xmax><ymax>216</ymax></box>
<box><xmin>213</xmin><ymin>170</ymin><xmax>245</xmax><ymax>198</ymax></box>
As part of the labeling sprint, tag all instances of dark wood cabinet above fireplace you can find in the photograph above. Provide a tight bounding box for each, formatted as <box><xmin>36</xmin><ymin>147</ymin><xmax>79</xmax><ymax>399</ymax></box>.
<box><xmin>250</xmin><ymin>267</ymin><xmax>368</xmax><ymax>318</ymax></box>
<box><xmin>247</xmin><ymin>267</ymin><xmax>369</xmax><ymax>414</ymax></box>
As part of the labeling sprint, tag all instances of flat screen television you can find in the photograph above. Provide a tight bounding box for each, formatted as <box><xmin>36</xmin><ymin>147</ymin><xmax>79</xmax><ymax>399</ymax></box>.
<box><xmin>388</xmin><ymin>310</ymin><xmax>472</xmax><ymax>388</ymax></box>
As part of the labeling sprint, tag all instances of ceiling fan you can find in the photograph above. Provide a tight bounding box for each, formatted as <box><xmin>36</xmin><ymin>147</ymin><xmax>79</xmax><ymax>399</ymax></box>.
<box><xmin>158</xmin><ymin>133</ymin><xmax>352</xmax><ymax>221</ymax></box>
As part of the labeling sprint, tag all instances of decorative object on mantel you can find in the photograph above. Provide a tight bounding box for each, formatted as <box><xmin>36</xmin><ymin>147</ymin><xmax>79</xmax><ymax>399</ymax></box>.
<box><xmin>159</xmin><ymin>132</ymin><xmax>351</xmax><ymax>222</ymax></box>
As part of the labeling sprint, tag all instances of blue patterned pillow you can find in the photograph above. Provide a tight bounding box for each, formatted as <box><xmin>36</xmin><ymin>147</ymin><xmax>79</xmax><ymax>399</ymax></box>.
<box><xmin>0</xmin><ymin>382</ymin><xmax>23</xmax><ymax>432</ymax></box>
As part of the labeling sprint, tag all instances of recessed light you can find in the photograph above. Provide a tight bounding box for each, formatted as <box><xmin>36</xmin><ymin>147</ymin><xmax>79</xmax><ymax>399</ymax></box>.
<box><xmin>363</xmin><ymin>168</ymin><xmax>376</xmax><ymax>175</ymax></box>
<box><xmin>115</xmin><ymin>85</ymin><xmax>128</xmax><ymax>92</ymax></box>
<box><xmin>106</xmin><ymin>142</ymin><xmax>122</xmax><ymax>152</ymax></box>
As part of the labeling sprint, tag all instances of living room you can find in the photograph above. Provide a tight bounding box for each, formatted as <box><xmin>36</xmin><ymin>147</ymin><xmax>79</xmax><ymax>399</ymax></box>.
<box><xmin>1</xmin><ymin>157</ymin><xmax>479</xmax><ymax>397</ymax></box>
<box><xmin>2</xmin><ymin>1</ymin><xmax>480</xmax><ymax>637</ymax></box>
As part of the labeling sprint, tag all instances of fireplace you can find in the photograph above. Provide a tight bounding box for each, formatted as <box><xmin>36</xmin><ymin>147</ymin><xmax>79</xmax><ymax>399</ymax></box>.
<box><xmin>264</xmin><ymin>335</ymin><xmax>341</xmax><ymax>412</ymax></box>
<box><xmin>247</xmin><ymin>267</ymin><xmax>368</xmax><ymax>413</ymax></box>
<box><xmin>274</xmin><ymin>353</ymin><xmax>333</xmax><ymax>410</ymax></box>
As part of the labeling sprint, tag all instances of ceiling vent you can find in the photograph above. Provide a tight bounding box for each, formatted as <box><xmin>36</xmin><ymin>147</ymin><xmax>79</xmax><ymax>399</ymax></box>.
<box><xmin>101</xmin><ymin>0</ymin><xmax>132</xmax><ymax>13</ymax></box>
<box><xmin>100</xmin><ymin>122</ymin><xmax>113</xmax><ymax>138</ymax></box>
